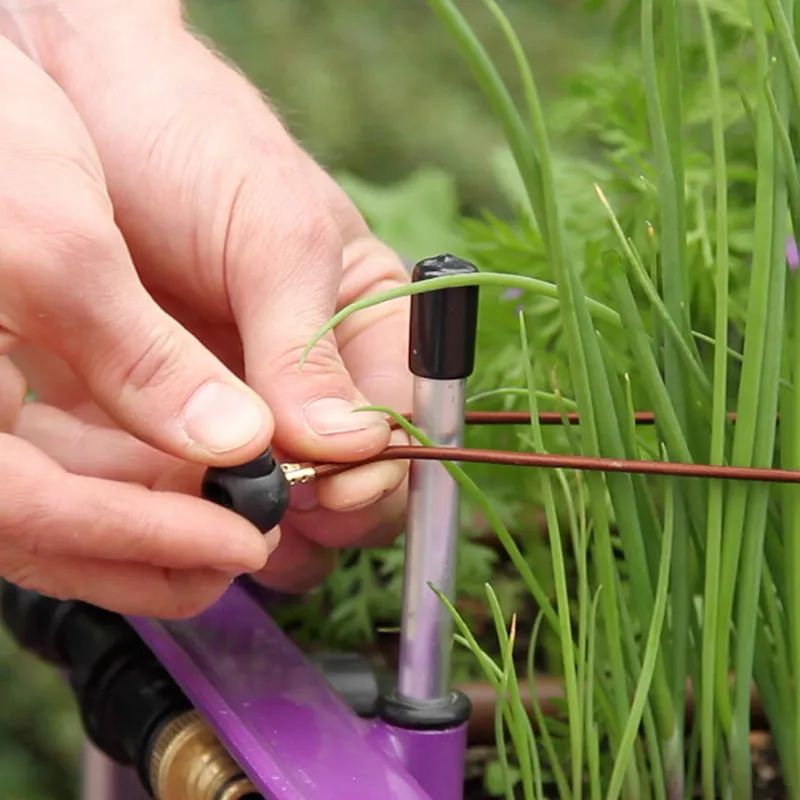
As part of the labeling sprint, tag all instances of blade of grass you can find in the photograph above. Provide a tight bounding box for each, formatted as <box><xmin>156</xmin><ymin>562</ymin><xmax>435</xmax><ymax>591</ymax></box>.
<box><xmin>519</xmin><ymin>311</ymin><xmax>583</xmax><ymax>798</ymax></box>
<box><xmin>764</xmin><ymin>0</ymin><xmax>800</xmax><ymax>112</ymax></box>
<box><xmin>608</xmin><ymin>495</ymin><xmax>674</xmax><ymax>799</ymax></box>
<box><xmin>763</xmin><ymin>79</ymin><xmax>800</xmax><ymax>226</ymax></box>
<box><xmin>714</xmin><ymin>0</ymin><xmax>788</xmax><ymax>745</ymax></box>
<box><xmin>729</xmin><ymin>0</ymin><xmax>790</xmax><ymax>783</ymax></box>
<box><xmin>640</xmin><ymin>3</ymin><xmax>691</xmax><ymax>785</ymax></box>
<box><xmin>696</xmin><ymin>1</ymin><xmax>730</xmax><ymax>795</ymax></box>
<box><xmin>526</xmin><ymin>611</ymin><xmax>571</xmax><ymax>799</ymax></box>
<box><xmin>485</xmin><ymin>595</ymin><xmax>535</xmax><ymax>800</ymax></box>
<box><xmin>441</xmin><ymin>596</ymin><xmax>548</xmax><ymax>797</ymax></box>
<box><xmin>782</xmin><ymin>268</ymin><xmax>800</xmax><ymax>794</ymax></box>
<box><xmin>466</xmin><ymin>388</ymin><xmax>578</xmax><ymax>409</ymax></box>
<box><xmin>594</xmin><ymin>185</ymin><xmax>709</xmax><ymax>406</ymax></box>
<box><xmin>493</xmin><ymin>685</ymin><xmax>517</xmax><ymax>800</ymax></box>
<box><xmin>585</xmin><ymin>587</ymin><xmax>603</xmax><ymax>800</ymax></box>
<box><xmin>408</xmin><ymin>6</ymin><xmax>646</xmax><ymax>789</ymax></box>
<box><xmin>300</xmin><ymin>271</ymin><xmax>621</xmax><ymax>363</ymax></box>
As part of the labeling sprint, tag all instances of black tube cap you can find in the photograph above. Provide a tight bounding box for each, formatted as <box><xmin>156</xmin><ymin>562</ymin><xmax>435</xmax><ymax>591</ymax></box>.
<box><xmin>408</xmin><ymin>254</ymin><xmax>479</xmax><ymax>380</ymax></box>
<box><xmin>202</xmin><ymin>447</ymin><xmax>290</xmax><ymax>533</ymax></box>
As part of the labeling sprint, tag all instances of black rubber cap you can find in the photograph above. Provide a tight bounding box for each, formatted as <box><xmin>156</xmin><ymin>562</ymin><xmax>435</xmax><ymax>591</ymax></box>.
<box><xmin>408</xmin><ymin>254</ymin><xmax>479</xmax><ymax>380</ymax></box>
<box><xmin>202</xmin><ymin>447</ymin><xmax>290</xmax><ymax>533</ymax></box>
<box><xmin>377</xmin><ymin>688</ymin><xmax>472</xmax><ymax>731</ymax></box>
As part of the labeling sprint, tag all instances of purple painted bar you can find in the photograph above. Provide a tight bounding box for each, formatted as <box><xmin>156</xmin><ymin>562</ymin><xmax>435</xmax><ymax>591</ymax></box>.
<box><xmin>125</xmin><ymin>581</ymin><xmax>460</xmax><ymax>800</ymax></box>
<box><xmin>370</xmin><ymin>722</ymin><xmax>468</xmax><ymax>800</ymax></box>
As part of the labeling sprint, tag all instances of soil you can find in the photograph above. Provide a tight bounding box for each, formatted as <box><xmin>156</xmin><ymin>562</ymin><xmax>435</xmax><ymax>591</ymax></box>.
<box><xmin>461</xmin><ymin>732</ymin><xmax>786</xmax><ymax>799</ymax></box>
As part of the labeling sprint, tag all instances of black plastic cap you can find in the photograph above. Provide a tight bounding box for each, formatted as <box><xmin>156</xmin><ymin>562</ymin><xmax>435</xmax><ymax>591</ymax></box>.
<box><xmin>1</xmin><ymin>582</ymin><xmax>76</xmax><ymax>666</ymax></box>
<box><xmin>377</xmin><ymin>687</ymin><xmax>472</xmax><ymax>731</ymax></box>
<box><xmin>202</xmin><ymin>447</ymin><xmax>290</xmax><ymax>533</ymax></box>
<box><xmin>408</xmin><ymin>254</ymin><xmax>479</xmax><ymax>380</ymax></box>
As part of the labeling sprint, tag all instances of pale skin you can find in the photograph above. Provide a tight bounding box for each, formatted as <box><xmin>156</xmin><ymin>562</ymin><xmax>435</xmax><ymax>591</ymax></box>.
<box><xmin>0</xmin><ymin>0</ymin><xmax>413</xmax><ymax>618</ymax></box>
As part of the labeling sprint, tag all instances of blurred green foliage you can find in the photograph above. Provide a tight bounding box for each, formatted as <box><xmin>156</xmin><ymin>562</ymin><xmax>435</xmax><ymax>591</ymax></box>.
<box><xmin>183</xmin><ymin>0</ymin><xmax>615</xmax><ymax>212</ymax></box>
<box><xmin>266</xmin><ymin>0</ymin><xmax>765</xmax><ymax>721</ymax></box>
<box><xmin>0</xmin><ymin>2</ymin><xmax>622</xmax><ymax>797</ymax></box>
<box><xmin>0</xmin><ymin>628</ymin><xmax>82</xmax><ymax>798</ymax></box>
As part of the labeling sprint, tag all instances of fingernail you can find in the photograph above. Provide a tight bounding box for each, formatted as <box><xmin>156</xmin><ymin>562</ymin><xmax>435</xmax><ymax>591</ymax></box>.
<box><xmin>290</xmin><ymin>483</ymin><xmax>318</xmax><ymax>512</ymax></box>
<box><xmin>219</xmin><ymin>528</ymin><xmax>279</xmax><ymax>573</ymax></box>
<box><xmin>315</xmin><ymin>459</ymin><xmax>404</xmax><ymax>512</ymax></box>
<box><xmin>303</xmin><ymin>397</ymin><xmax>386</xmax><ymax>436</ymax></box>
<box><xmin>180</xmin><ymin>381</ymin><xmax>266</xmax><ymax>453</ymax></box>
<box><xmin>339</xmin><ymin>490</ymin><xmax>385</xmax><ymax>512</ymax></box>
<box><xmin>264</xmin><ymin>527</ymin><xmax>281</xmax><ymax>556</ymax></box>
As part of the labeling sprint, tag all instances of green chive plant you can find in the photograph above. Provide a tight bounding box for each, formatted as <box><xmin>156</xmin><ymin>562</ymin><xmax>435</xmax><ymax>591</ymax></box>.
<box><xmin>305</xmin><ymin>0</ymin><xmax>800</xmax><ymax>797</ymax></box>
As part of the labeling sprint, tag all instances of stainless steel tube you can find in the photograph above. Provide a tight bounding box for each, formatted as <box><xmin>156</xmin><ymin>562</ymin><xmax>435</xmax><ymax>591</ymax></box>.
<box><xmin>397</xmin><ymin>377</ymin><xmax>466</xmax><ymax>701</ymax></box>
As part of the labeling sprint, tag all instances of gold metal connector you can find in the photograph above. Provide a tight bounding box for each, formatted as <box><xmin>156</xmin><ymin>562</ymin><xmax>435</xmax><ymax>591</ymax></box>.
<box><xmin>280</xmin><ymin>462</ymin><xmax>317</xmax><ymax>485</ymax></box>
<box><xmin>149</xmin><ymin>710</ymin><xmax>259</xmax><ymax>800</ymax></box>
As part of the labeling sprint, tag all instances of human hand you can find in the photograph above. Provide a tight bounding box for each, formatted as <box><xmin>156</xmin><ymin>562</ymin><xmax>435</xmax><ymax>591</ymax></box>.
<box><xmin>3</xmin><ymin>0</ymin><xmax>413</xmax><ymax>594</ymax></box>
<box><xmin>0</xmin><ymin>35</ymin><xmax>278</xmax><ymax>617</ymax></box>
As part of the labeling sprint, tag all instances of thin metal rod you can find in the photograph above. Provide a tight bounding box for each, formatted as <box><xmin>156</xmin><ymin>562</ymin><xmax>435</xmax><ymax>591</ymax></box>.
<box><xmin>397</xmin><ymin>377</ymin><xmax>466</xmax><ymax>701</ymax></box>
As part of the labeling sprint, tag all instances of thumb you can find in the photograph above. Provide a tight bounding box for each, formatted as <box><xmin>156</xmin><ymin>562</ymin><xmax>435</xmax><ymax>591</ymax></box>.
<box><xmin>27</xmin><ymin>245</ymin><xmax>273</xmax><ymax>466</ymax></box>
<box><xmin>228</xmin><ymin>200</ymin><xmax>390</xmax><ymax>462</ymax></box>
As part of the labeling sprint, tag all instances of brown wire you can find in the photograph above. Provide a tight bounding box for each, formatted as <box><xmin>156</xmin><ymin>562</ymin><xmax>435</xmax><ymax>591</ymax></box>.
<box><xmin>300</xmin><ymin>410</ymin><xmax>792</xmax><ymax>484</ymax></box>
<box><xmin>309</xmin><ymin>444</ymin><xmax>800</xmax><ymax>484</ymax></box>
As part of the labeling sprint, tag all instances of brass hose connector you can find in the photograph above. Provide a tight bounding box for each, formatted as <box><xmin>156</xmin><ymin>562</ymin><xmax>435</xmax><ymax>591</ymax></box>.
<box><xmin>149</xmin><ymin>710</ymin><xmax>260</xmax><ymax>800</ymax></box>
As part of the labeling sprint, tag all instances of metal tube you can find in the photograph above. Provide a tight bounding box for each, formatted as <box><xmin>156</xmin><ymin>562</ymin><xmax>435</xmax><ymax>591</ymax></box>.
<box><xmin>397</xmin><ymin>377</ymin><xmax>466</xmax><ymax>701</ymax></box>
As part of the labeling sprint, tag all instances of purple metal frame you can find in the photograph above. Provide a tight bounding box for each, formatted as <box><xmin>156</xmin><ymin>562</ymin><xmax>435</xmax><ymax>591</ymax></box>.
<box><xmin>79</xmin><ymin>257</ymin><xmax>478</xmax><ymax>799</ymax></box>
<box><xmin>112</xmin><ymin>582</ymin><xmax>467</xmax><ymax>800</ymax></box>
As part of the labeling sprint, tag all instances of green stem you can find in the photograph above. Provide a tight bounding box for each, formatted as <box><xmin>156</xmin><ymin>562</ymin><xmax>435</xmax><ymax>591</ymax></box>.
<box><xmin>729</xmin><ymin>1</ymin><xmax>789</xmax><ymax>789</ymax></box>
<box><xmin>607</xmin><ymin>480</ymin><xmax>675</xmax><ymax>800</ymax></box>
<box><xmin>697</xmin><ymin>0</ymin><xmax>730</xmax><ymax>795</ymax></box>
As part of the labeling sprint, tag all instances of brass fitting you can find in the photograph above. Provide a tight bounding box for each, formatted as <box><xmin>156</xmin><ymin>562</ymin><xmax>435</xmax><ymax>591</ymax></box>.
<box><xmin>148</xmin><ymin>709</ymin><xmax>260</xmax><ymax>800</ymax></box>
<box><xmin>280</xmin><ymin>462</ymin><xmax>317</xmax><ymax>485</ymax></box>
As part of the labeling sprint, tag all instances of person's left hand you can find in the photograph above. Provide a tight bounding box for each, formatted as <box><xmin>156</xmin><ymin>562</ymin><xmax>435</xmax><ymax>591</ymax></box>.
<box><xmin>6</xmin><ymin>0</ymin><xmax>413</xmax><ymax>593</ymax></box>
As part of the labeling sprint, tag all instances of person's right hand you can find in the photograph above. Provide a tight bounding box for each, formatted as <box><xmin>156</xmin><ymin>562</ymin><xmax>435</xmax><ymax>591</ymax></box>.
<box><xmin>0</xmin><ymin>37</ymin><xmax>275</xmax><ymax>618</ymax></box>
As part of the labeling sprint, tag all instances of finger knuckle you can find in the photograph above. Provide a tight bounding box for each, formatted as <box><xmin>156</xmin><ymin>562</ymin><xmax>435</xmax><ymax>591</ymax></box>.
<box><xmin>2</xmin><ymin>494</ymin><xmax>60</xmax><ymax>561</ymax></box>
<box><xmin>1</xmin><ymin>553</ymin><xmax>70</xmax><ymax>600</ymax></box>
<box><xmin>271</xmin><ymin>338</ymin><xmax>345</xmax><ymax>379</ymax></box>
<box><xmin>291</xmin><ymin>207</ymin><xmax>341</xmax><ymax>261</ymax></box>
<box><xmin>48</xmin><ymin>208</ymin><xmax>118</xmax><ymax>264</ymax></box>
<box><xmin>89</xmin><ymin>490</ymin><xmax>174</xmax><ymax>564</ymax></box>
<box><xmin>31</xmin><ymin>200</ymin><xmax>120</xmax><ymax>279</ymax></box>
<box><xmin>113</xmin><ymin>323</ymin><xmax>184</xmax><ymax>396</ymax></box>
<box><xmin>224</xmin><ymin>168</ymin><xmax>341</xmax><ymax>281</ymax></box>
<box><xmin>0</xmin><ymin>468</ymin><xmax>52</xmax><ymax>554</ymax></box>
<box><xmin>0</xmin><ymin>198</ymin><xmax>121</xmax><ymax>324</ymax></box>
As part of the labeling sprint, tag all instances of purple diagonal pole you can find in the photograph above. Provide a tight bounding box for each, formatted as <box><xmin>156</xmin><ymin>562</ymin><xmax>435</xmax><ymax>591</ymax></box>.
<box><xmin>126</xmin><ymin>582</ymin><xmax>434</xmax><ymax>800</ymax></box>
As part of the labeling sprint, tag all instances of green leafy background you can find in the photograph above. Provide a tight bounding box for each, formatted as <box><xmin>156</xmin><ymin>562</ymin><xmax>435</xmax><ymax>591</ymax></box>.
<box><xmin>0</xmin><ymin>0</ymin><xmax>741</xmax><ymax>797</ymax></box>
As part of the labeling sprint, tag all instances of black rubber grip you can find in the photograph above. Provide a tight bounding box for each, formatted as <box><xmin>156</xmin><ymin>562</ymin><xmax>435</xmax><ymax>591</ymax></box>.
<box><xmin>408</xmin><ymin>254</ymin><xmax>479</xmax><ymax>380</ymax></box>
<box><xmin>201</xmin><ymin>447</ymin><xmax>290</xmax><ymax>533</ymax></box>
